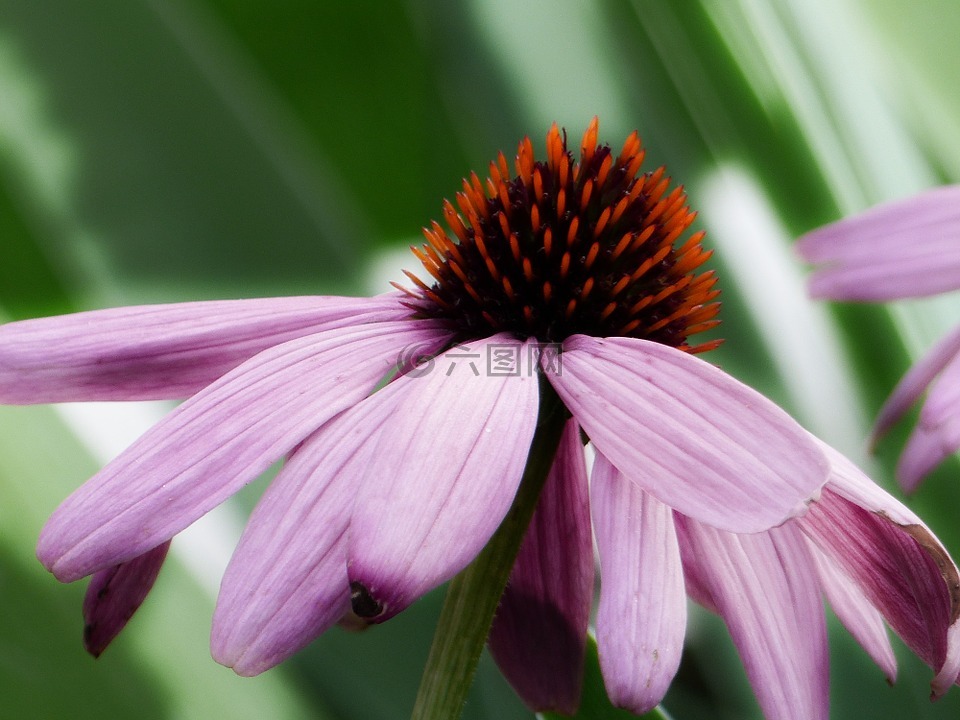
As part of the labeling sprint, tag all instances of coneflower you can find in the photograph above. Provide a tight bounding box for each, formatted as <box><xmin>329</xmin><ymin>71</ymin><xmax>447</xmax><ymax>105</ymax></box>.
<box><xmin>1</xmin><ymin>121</ymin><xmax>957</xmax><ymax>719</ymax></box>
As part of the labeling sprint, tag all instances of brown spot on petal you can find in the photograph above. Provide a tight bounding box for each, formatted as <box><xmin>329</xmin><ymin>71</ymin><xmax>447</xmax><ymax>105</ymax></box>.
<box><xmin>350</xmin><ymin>581</ymin><xmax>386</xmax><ymax>619</ymax></box>
<box><xmin>898</xmin><ymin>522</ymin><xmax>960</xmax><ymax>623</ymax></box>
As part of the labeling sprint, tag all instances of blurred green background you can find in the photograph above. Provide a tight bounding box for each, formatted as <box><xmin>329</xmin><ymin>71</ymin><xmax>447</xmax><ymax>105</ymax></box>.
<box><xmin>2</xmin><ymin>0</ymin><xmax>960</xmax><ymax>718</ymax></box>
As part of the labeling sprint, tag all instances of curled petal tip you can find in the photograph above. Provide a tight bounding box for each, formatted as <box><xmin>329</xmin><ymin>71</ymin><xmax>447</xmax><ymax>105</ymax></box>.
<box><xmin>931</xmin><ymin>622</ymin><xmax>960</xmax><ymax>699</ymax></box>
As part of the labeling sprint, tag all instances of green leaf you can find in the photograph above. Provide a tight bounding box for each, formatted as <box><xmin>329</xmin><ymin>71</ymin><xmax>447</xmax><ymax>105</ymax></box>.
<box><xmin>0</xmin><ymin>175</ymin><xmax>74</xmax><ymax>319</ymax></box>
<box><xmin>0</xmin><ymin>0</ymin><xmax>370</xmax><ymax>301</ymax></box>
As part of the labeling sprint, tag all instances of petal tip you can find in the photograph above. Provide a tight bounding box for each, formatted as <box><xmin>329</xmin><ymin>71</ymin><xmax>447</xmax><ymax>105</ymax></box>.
<box><xmin>36</xmin><ymin>536</ymin><xmax>81</xmax><ymax>583</ymax></box>
<box><xmin>82</xmin><ymin>623</ymin><xmax>106</xmax><ymax>659</ymax></box>
<box><xmin>210</xmin><ymin>628</ymin><xmax>279</xmax><ymax>678</ymax></box>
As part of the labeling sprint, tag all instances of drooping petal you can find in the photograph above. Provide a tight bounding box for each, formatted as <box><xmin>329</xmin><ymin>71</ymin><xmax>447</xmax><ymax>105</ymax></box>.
<box><xmin>796</xmin><ymin>185</ymin><xmax>960</xmax><ymax>300</ymax></box>
<box><xmin>82</xmin><ymin>541</ymin><xmax>170</xmax><ymax>658</ymax></box>
<box><xmin>873</xmin><ymin>325</ymin><xmax>960</xmax><ymax>441</ymax></box>
<box><xmin>808</xmin><ymin>543</ymin><xmax>897</xmax><ymax>683</ymax></box>
<box><xmin>591</xmin><ymin>452</ymin><xmax>685</xmax><ymax>715</ymax></box>
<box><xmin>38</xmin><ymin>320</ymin><xmax>447</xmax><ymax>582</ymax></box>
<box><xmin>797</xmin><ymin>442</ymin><xmax>960</xmax><ymax>695</ymax></box>
<box><xmin>898</xmin><ymin>422</ymin><xmax>955</xmax><ymax>493</ymax></box>
<box><xmin>212</xmin><ymin>387</ymin><xmax>402</xmax><ymax>675</ymax></box>
<box><xmin>547</xmin><ymin>335</ymin><xmax>828</xmax><ymax>533</ymax></box>
<box><xmin>0</xmin><ymin>294</ymin><xmax>412</xmax><ymax>402</ymax></box>
<box><xmin>487</xmin><ymin>419</ymin><xmax>593</xmax><ymax>714</ymax></box>
<box><xmin>895</xmin><ymin>349</ymin><xmax>960</xmax><ymax>489</ymax></box>
<box><xmin>676</xmin><ymin>517</ymin><xmax>829</xmax><ymax>720</ymax></box>
<box><xmin>347</xmin><ymin>335</ymin><xmax>539</xmax><ymax>621</ymax></box>
<box><xmin>918</xmin><ymin>350</ymin><xmax>960</xmax><ymax>430</ymax></box>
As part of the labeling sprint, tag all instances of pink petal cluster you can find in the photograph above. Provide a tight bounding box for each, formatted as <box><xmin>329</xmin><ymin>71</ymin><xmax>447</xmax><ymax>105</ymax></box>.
<box><xmin>797</xmin><ymin>185</ymin><xmax>960</xmax><ymax>489</ymax></box>
<box><xmin>1</xmin><ymin>293</ymin><xmax>958</xmax><ymax>719</ymax></box>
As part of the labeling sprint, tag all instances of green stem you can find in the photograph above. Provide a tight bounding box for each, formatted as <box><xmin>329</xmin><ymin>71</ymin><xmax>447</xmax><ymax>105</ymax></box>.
<box><xmin>411</xmin><ymin>378</ymin><xmax>568</xmax><ymax>720</ymax></box>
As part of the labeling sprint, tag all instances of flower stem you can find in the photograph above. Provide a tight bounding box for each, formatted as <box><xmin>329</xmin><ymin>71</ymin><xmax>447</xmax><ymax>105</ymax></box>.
<box><xmin>411</xmin><ymin>378</ymin><xmax>568</xmax><ymax>720</ymax></box>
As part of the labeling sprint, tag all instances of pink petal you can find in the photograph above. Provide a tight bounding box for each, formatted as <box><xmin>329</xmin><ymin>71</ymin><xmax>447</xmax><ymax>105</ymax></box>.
<box><xmin>211</xmin><ymin>389</ymin><xmax>402</xmax><ymax>675</ymax></box>
<box><xmin>918</xmin><ymin>349</ymin><xmax>960</xmax><ymax>429</ymax></box>
<box><xmin>796</xmin><ymin>185</ymin><xmax>960</xmax><ymax>300</ymax></box>
<box><xmin>676</xmin><ymin>517</ymin><xmax>829</xmax><ymax>720</ymax></box>
<box><xmin>0</xmin><ymin>294</ymin><xmax>411</xmax><ymax>402</ymax></box>
<box><xmin>797</xmin><ymin>442</ymin><xmax>960</xmax><ymax>695</ymax></box>
<box><xmin>347</xmin><ymin>335</ymin><xmax>539</xmax><ymax>621</ymax></box>
<box><xmin>902</xmin><ymin>349</ymin><xmax>960</xmax><ymax>489</ymax></box>
<box><xmin>487</xmin><ymin>419</ymin><xmax>593</xmax><ymax>714</ymax></box>
<box><xmin>547</xmin><ymin>335</ymin><xmax>828</xmax><ymax>533</ymax></box>
<box><xmin>38</xmin><ymin>320</ymin><xmax>446</xmax><ymax>582</ymax></box>
<box><xmin>675</xmin><ymin>551</ymin><xmax>718</xmax><ymax>614</ymax></box>
<box><xmin>898</xmin><ymin>422</ymin><xmax>954</xmax><ymax>493</ymax></box>
<box><xmin>874</xmin><ymin>325</ymin><xmax>960</xmax><ymax>441</ymax></box>
<box><xmin>82</xmin><ymin>541</ymin><xmax>170</xmax><ymax>657</ymax></box>
<box><xmin>933</xmin><ymin>622</ymin><xmax>960</xmax><ymax>697</ymax></box>
<box><xmin>808</xmin><ymin>544</ymin><xmax>897</xmax><ymax>683</ymax></box>
<box><xmin>591</xmin><ymin>452</ymin><xmax>686</xmax><ymax>715</ymax></box>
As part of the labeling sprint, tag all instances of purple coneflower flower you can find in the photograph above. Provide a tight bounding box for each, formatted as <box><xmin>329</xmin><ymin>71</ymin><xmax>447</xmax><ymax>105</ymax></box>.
<box><xmin>2</xmin><ymin>121</ymin><xmax>958</xmax><ymax>718</ymax></box>
<box><xmin>797</xmin><ymin>185</ymin><xmax>960</xmax><ymax>490</ymax></box>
